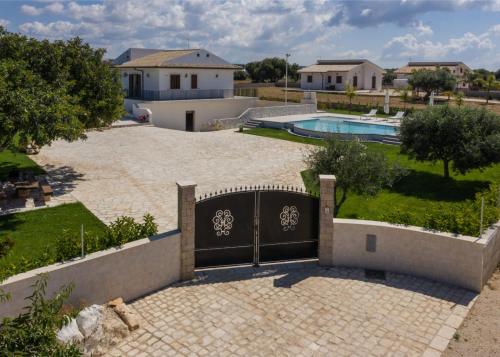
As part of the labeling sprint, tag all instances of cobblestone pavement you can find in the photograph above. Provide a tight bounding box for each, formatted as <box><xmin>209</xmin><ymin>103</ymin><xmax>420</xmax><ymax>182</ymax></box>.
<box><xmin>106</xmin><ymin>262</ymin><xmax>476</xmax><ymax>357</ymax></box>
<box><xmin>32</xmin><ymin>126</ymin><xmax>308</xmax><ymax>231</ymax></box>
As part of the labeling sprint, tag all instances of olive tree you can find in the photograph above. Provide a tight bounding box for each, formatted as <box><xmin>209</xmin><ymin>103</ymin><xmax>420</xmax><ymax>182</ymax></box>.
<box><xmin>408</xmin><ymin>68</ymin><xmax>456</xmax><ymax>99</ymax></box>
<box><xmin>400</xmin><ymin>106</ymin><xmax>500</xmax><ymax>178</ymax></box>
<box><xmin>0</xmin><ymin>27</ymin><xmax>124</xmax><ymax>150</ymax></box>
<box><xmin>306</xmin><ymin>138</ymin><xmax>406</xmax><ymax>212</ymax></box>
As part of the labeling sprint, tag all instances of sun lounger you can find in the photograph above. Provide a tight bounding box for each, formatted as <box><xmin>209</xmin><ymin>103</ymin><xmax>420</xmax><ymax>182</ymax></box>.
<box><xmin>360</xmin><ymin>109</ymin><xmax>377</xmax><ymax>120</ymax></box>
<box><xmin>388</xmin><ymin>111</ymin><xmax>405</xmax><ymax>120</ymax></box>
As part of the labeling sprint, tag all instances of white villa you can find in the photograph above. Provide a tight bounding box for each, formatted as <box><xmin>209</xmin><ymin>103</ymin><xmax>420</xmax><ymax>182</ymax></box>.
<box><xmin>394</xmin><ymin>61</ymin><xmax>471</xmax><ymax>89</ymax></box>
<box><xmin>298</xmin><ymin>59</ymin><xmax>384</xmax><ymax>91</ymax></box>
<box><xmin>114</xmin><ymin>48</ymin><xmax>256</xmax><ymax>131</ymax></box>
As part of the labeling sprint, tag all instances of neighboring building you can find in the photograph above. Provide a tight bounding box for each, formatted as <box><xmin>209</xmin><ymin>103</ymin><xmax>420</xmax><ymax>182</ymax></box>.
<box><xmin>113</xmin><ymin>48</ymin><xmax>256</xmax><ymax>131</ymax></box>
<box><xmin>394</xmin><ymin>61</ymin><xmax>471</xmax><ymax>89</ymax></box>
<box><xmin>298</xmin><ymin>59</ymin><xmax>384</xmax><ymax>91</ymax></box>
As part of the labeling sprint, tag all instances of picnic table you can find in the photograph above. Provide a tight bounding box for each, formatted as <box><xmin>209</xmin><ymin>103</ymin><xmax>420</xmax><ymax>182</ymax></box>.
<box><xmin>15</xmin><ymin>181</ymin><xmax>39</xmax><ymax>199</ymax></box>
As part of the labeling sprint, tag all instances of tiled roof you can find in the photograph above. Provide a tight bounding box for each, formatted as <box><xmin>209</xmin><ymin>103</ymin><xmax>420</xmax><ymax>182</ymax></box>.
<box><xmin>115</xmin><ymin>50</ymin><xmax>241</xmax><ymax>69</ymax></box>
<box><xmin>396</xmin><ymin>62</ymin><xmax>470</xmax><ymax>74</ymax></box>
<box><xmin>298</xmin><ymin>59</ymin><xmax>383</xmax><ymax>73</ymax></box>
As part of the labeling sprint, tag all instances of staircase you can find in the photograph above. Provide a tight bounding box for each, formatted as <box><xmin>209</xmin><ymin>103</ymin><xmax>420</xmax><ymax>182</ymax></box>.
<box><xmin>243</xmin><ymin>119</ymin><xmax>263</xmax><ymax>129</ymax></box>
<box><xmin>381</xmin><ymin>135</ymin><xmax>401</xmax><ymax>145</ymax></box>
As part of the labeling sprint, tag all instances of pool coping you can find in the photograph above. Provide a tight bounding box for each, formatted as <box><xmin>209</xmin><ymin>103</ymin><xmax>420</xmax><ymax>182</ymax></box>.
<box><xmin>258</xmin><ymin>112</ymin><xmax>400</xmax><ymax>143</ymax></box>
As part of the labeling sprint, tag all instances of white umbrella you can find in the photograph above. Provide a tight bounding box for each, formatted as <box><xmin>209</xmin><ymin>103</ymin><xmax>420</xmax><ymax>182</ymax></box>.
<box><xmin>429</xmin><ymin>91</ymin><xmax>435</xmax><ymax>106</ymax></box>
<box><xmin>383</xmin><ymin>90</ymin><xmax>390</xmax><ymax>114</ymax></box>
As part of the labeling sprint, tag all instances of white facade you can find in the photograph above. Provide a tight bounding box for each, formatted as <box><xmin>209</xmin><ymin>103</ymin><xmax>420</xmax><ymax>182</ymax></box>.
<box><xmin>119</xmin><ymin>68</ymin><xmax>234</xmax><ymax>93</ymax></box>
<box><xmin>115</xmin><ymin>47</ymin><xmax>254</xmax><ymax>131</ymax></box>
<box><xmin>299</xmin><ymin>61</ymin><xmax>384</xmax><ymax>91</ymax></box>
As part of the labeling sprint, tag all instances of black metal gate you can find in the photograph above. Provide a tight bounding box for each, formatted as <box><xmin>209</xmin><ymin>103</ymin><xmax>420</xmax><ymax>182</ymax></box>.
<box><xmin>195</xmin><ymin>186</ymin><xmax>319</xmax><ymax>268</ymax></box>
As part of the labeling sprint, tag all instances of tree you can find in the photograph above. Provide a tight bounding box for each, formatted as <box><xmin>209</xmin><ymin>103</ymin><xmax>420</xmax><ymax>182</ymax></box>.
<box><xmin>244</xmin><ymin>57</ymin><xmax>299</xmax><ymax>82</ymax></box>
<box><xmin>234</xmin><ymin>70</ymin><xmax>248</xmax><ymax>80</ymax></box>
<box><xmin>382</xmin><ymin>68</ymin><xmax>397</xmax><ymax>86</ymax></box>
<box><xmin>398</xmin><ymin>85</ymin><xmax>411</xmax><ymax>110</ymax></box>
<box><xmin>400</xmin><ymin>106</ymin><xmax>500</xmax><ymax>178</ymax></box>
<box><xmin>476</xmin><ymin>74</ymin><xmax>500</xmax><ymax>104</ymax></box>
<box><xmin>0</xmin><ymin>27</ymin><xmax>124</xmax><ymax>150</ymax></box>
<box><xmin>408</xmin><ymin>68</ymin><xmax>456</xmax><ymax>99</ymax></box>
<box><xmin>306</xmin><ymin>138</ymin><xmax>405</xmax><ymax>212</ymax></box>
<box><xmin>344</xmin><ymin>84</ymin><xmax>356</xmax><ymax>111</ymax></box>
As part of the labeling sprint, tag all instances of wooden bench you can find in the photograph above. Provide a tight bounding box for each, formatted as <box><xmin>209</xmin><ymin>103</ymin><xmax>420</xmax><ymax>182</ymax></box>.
<box><xmin>40</xmin><ymin>184</ymin><xmax>53</xmax><ymax>202</ymax></box>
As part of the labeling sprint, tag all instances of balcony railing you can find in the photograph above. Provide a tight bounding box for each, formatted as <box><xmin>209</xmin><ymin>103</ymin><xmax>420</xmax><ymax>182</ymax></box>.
<box><xmin>124</xmin><ymin>89</ymin><xmax>235</xmax><ymax>101</ymax></box>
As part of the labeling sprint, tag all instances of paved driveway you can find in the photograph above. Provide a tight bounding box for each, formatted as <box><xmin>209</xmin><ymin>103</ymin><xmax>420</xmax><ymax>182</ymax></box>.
<box><xmin>33</xmin><ymin>126</ymin><xmax>309</xmax><ymax>231</ymax></box>
<box><xmin>105</xmin><ymin>262</ymin><xmax>475</xmax><ymax>357</ymax></box>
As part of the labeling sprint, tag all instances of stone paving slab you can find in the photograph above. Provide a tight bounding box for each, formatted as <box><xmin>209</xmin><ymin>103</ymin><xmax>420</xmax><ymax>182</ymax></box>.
<box><xmin>105</xmin><ymin>263</ymin><xmax>476</xmax><ymax>357</ymax></box>
<box><xmin>32</xmin><ymin>127</ymin><xmax>309</xmax><ymax>231</ymax></box>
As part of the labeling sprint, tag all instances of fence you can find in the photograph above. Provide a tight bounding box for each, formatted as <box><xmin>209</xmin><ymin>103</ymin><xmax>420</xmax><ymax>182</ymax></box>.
<box><xmin>124</xmin><ymin>88</ymin><xmax>234</xmax><ymax>101</ymax></box>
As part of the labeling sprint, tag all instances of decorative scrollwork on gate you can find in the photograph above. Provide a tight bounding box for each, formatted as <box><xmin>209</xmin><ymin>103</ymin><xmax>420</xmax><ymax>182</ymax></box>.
<box><xmin>280</xmin><ymin>205</ymin><xmax>299</xmax><ymax>231</ymax></box>
<box><xmin>212</xmin><ymin>209</ymin><xmax>234</xmax><ymax>237</ymax></box>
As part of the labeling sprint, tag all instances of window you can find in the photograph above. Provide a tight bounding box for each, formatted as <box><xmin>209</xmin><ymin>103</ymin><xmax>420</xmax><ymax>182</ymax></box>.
<box><xmin>170</xmin><ymin>74</ymin><xmax>181</xmax><ymax>89</ymax></box>
<box><xmin>307</xmin><ymin>75</ymin><xmax>313</xmax><ymax>83</ymax></box>
<box><xmin>191</xmin><ymin>74</ymin><xmax>198</xmax><ymax>89</ymax></box>
<box><xmin>128</xmin><ymin>74</ymin><xmax>141</xmax><ymax>98</ymax></box>
<box><xmin>336</xmin><ymin>76</ymin><xmax>342</xmax><ymax>84</ymax></box>
<box><xmin>460</xmin><ymin>67</ymin><xmax>463</xmax><ymax>73</ymax></box>
<box><xmin>327</xmin><ymin>75</ymin><xmax>332</xmax><ymax>83</ymax></box>
<box><xmin>353</xmin><ymin>76</ymin><xmax>358</xmax><ymax>87</ymax></box>
<box><xmin>371</xmin><ymin>75</ymin><xmax>376</xmax><ymax>89</ymax></box>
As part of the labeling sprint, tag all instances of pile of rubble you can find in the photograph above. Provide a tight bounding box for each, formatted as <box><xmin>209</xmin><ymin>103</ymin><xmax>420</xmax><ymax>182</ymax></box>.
<box><xmin>56</xmin><ymin>298</ymin><xmax>139</xmax><ymax>356</ymax></box>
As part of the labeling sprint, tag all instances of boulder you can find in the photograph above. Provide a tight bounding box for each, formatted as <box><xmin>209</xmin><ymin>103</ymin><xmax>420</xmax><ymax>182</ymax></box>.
<box><xmin>56</xmin><ymin>318</ymin><xmax>84</xmax><ymax>345</ymax></box>
<box><xmin>107</xmin><ymin>297</ymin><xmax>123</xmax><ymax>308</ymax></box>
<box><xmin>114</xmin><ymin>303</ymin><xmax>140</xmax><ymax>331</ymax></box>
<box><xmin>102</xmin><ymin>307</ymin><xmax>129</xmax><ymax>346</ymax></box>
<box><xmin>76</xmin><ymin>305</ymin><xmax>104</xmax><ymax>338</ymax></box>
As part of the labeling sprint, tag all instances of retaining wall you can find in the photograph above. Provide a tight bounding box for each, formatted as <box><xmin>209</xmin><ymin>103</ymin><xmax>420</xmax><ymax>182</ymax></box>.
<box><xmin>0</xmin><ymin>231</ymin><xmax>181</xmax><ymax>319</ymax></box>
<box><xmin>332</xmin><ymin>219</ymin><xmax>500</xmax><ymax>292</ymax></box>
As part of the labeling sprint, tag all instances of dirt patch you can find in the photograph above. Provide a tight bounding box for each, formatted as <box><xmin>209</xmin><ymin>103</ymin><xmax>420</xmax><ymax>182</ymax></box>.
<box><xmin>444</xmin><ymin>266</ymin><xmax>500</xmax><ymax>356</ymax></box>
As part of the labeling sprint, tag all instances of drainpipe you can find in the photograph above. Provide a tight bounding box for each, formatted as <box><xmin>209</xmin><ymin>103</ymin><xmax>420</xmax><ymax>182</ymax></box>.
<box><xmin>134</xmin><ymin>68</ymin><xmax>145</xmax><ymax>99</ymax></box>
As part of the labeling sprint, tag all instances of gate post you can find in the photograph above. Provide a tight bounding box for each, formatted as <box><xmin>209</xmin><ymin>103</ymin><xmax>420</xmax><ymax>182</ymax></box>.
<box><xmin>177</xmin><ymin>181</ymin><xmax>196</xmax><ymax>280</ymax></box>
<box><xmin>319</xmin><ymin>175</ymin><xmax>336</xmax><ymax>266</ymax></box>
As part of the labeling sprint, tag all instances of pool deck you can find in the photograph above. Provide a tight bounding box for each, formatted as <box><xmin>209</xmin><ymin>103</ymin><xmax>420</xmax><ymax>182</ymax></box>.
<box><xmin>258</xmin><ymin>112</ymin><xmax>400</xmax><ymax>127</ymax></box>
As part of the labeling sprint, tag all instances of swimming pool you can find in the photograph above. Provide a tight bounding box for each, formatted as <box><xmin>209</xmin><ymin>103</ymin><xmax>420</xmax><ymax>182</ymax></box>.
<box><xmin>293</xmin><ymin>117</ymin><xmax>398</xmax><ymax>136</ymax></box>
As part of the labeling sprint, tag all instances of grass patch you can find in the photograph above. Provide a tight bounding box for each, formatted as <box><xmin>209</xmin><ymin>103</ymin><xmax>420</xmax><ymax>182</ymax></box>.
<box><xmin>0</xmin><ymin>149</ymin><xmax>45</xmax><ymax>180</ymax></box>
<box><xmin>244</xmin><ymin>128</ymin><xmax>500</xmax><ymax>225</ymax></box>
<box><xmin>0</xmin><ymin>203</ymin><xmax>107</xmax><ymax>269</ymax></box>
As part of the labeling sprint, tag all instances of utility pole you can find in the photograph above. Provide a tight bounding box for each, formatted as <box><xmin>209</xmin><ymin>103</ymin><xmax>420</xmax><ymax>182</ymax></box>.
<box><xmin>285</xmin><ymin>53</ymin><xmax>291</xmax><ymax>104</ymax></box>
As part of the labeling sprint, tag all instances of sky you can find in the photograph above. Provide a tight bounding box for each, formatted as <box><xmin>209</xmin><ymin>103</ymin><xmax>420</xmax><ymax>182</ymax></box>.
<box><xmin>0</xmin><ymin>0</ymin><xmax>500</xmax><ymax>70</ymax></box>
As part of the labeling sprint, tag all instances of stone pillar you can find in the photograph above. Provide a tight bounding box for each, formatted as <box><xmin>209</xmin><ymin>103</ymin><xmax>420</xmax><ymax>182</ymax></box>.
<box><xmin>318</xmin><ymin>175</ymin><xmax>336</xmax><ymax>266</ymax></box>
<box><xmin>177</xmin><ymin>181</ymin><xmax>196</xmax><ymax>280</ymax></box>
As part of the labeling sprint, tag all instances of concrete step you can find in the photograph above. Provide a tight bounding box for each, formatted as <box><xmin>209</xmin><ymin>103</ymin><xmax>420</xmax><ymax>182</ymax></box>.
<box><xmin>382</xmin><ymin>139</ymin><xmax>401</xmax><ymax>145</ymax></box>
<box><xmin>243</xmin><ymin>119</ymin><xmax>263</xmax><ymax>128</ymax></box>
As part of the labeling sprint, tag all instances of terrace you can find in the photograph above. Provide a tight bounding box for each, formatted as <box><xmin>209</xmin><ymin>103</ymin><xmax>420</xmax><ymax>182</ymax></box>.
<box><xmin>124</xmin><ymin>88</ymin><xmax>235</xmax><ymax>101</ymax></box>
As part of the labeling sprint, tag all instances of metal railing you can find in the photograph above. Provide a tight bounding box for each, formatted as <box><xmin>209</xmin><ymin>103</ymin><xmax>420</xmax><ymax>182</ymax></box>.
<box><xmin>124</xmin><ymin>88</ymin><xmax>235</xmax><ymax>101</ymax></box>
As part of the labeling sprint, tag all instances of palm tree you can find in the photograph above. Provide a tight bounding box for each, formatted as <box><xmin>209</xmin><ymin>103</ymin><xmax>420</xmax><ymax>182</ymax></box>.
<box><xmin>454</xmin><ymin>92</ymin><xmax>465</xmax><ymax>107</ymax></box>
<box><xmin>397</xmin><ymin>85</ymin><xmax>411</xmax><ymax>110</ymax></box>
<box><xmin>344</xmin><ymin>84</ymin><xmax>356</xmax><ymax>112</ymax></box>
<box><xmin>477</xmin><ymin>74</ymin><xmax>500</xmax><ymax>104</ymax></box>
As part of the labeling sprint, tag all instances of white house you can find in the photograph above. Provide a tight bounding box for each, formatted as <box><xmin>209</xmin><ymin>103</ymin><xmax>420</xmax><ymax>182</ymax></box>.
<box><xmin>114</xmin><ymin>48</ymin><xmax>256</xmax><ymax>131</ymax></box>
<box><xmin>394</xmin><ymin>61</ymin><xmax>471</xmax><ymax>89</ymax></box>
<box><xmin>298</xmin><ymin>59</ymin><xmax>384</xmax><ymax>91</ymax></box>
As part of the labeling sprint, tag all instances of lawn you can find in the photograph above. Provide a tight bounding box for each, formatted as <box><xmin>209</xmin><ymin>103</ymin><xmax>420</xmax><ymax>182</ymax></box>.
<box><xmin>0</xmin><ymin>203</ymin><xmax>107</xmax><ymax>270</ymax></box>
<box><xmin>0</xmin><ymin>149</ymin><xmax>45</xmax><ymax>180</ymax></box>
<box><xmin>243</xmin><ymin>128</ymin><xmax>500</xmax><ymax>225</ymax></box>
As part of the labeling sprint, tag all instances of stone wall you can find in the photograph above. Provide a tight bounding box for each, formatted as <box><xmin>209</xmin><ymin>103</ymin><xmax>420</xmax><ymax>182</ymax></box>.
<box><xmin>0</xmin><ymin>231</ymin><xmax>181</xmax><ymax>319</ymax></box>
<box><xmin>331</xmin><ymin>219</ymin><xmax>500</xmax><ymax>292</ymax></box>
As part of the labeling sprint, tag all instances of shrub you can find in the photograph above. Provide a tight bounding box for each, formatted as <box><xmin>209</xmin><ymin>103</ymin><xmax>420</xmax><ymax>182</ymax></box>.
<box><xmin>380</xmin><ymin>210</ymin><xmax>414</xmax><ymax>226</ymax></box>
<box><xmin>0</xmin><ymin>237</ymin><xmax>14</xmax><ymax>259</ymax></box>
<box><xmin>2</xmin><ymin>214</ymin><xmax>159</xmax><ymax>279</ymax></box>
<box><xmin>0</xmin><ymin>275</ymin><xmax>81</xmax><ymax>356</ymax></box>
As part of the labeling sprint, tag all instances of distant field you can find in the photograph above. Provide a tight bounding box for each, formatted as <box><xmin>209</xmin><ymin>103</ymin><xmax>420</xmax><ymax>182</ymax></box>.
<box><xmin>251</xmin><ymin>87</ymin><xmax>500</xmax><ymax>114</ymax></box>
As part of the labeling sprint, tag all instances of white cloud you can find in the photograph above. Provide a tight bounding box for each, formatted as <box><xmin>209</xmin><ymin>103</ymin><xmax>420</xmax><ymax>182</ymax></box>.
<box><xmin>21</xmin><ymin>2</ymin><xmax>65</xmax><ymax>16</ymax></box>
<box><xmin>0</xmin><ymin>19</ymin><xmax>10</xmax><ymax>28</ymax></box>
<box><xmin>382</xmin><ymin>30</ymin><xmax>496</xmax><ymax>67</ymax></box>
<box><xmin>336</xmin><ymin>49</ymin><xmax>372</xmax><ymax>59</ymax></box>
<box><xmin>360</xmin><ymin>9</ymin><xmax>372</xmax><ymax>16</ymax></box>
<box><xmin>413</xmin><ymin>21</ymin><xmax>433</xmax><ymax>36</ymax></box>
<box><xmin>19</xmin><ymin>21</ymin><xmax>102</xmax><ymax>39</ymax></box>
<box><xmin>21</xmin><ymin>5</ymin><xmax>43</xmax><ymax>16</ymax></box>
<box><xmin>489</xmin><ymin>24</ymin><xmax>500</xmax><ymax>36</ymax></box>
<box><xmin>45</xmin><ymin>2</ymin><xmax>64</xmax><ymax>14</ymax></box>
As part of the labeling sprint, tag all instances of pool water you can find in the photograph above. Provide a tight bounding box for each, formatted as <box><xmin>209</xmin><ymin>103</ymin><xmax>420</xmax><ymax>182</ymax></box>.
<box><xmin>293</xmin><ymin>117</ymin><xmax>398</xmax><ymax>136</ymax></box>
